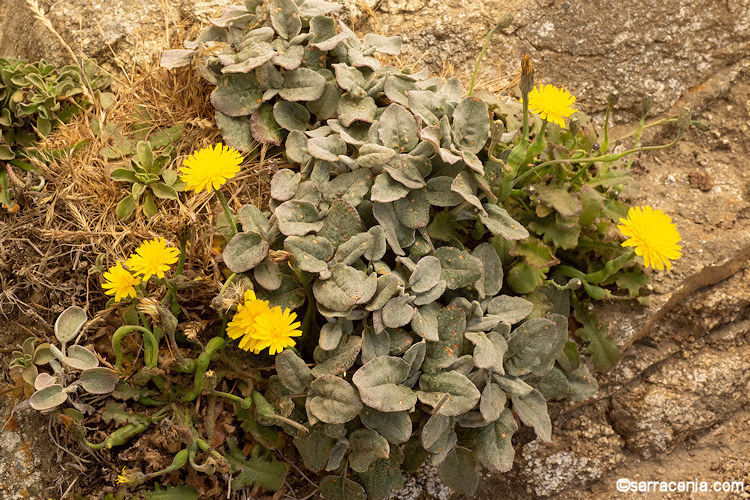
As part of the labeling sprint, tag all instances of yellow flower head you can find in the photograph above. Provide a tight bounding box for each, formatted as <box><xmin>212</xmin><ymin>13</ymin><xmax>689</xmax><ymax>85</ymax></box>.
<box><xmin>126</xmin><ymin>237</ymin><xmax>180</xmax><ymax>281</ymax></box>
<box><xmin>618</xmin><ymin>206</ymin><xmax>682</xmax><ymax>270</ymax></box>
<box><xmin>226</xmin><ymin>290</ymin><xmax>270</xmax><ymax>352</ymax></box>
<box><xmin>116</xmin><ymin>466</ymin><xmax>130</xmax><ymax>484</ymax></box>
<box><xmin>102</xmin><ymin>262</ymin><xmax>141</xmax><ymax>302</ymax></box>
<box><xmin>252</xmin><ymin>306</ymin><xmax>302</xmax><ymax>355</ymax></box>
<box><xmin>180</xmin><ymin>143</ymin><xmax>244</xmax><ymax>194</ymax></box>
<box><xmin>522</xmin><ymin>84</ymin><xmax>577</xmax><ymax>128</ymax></box>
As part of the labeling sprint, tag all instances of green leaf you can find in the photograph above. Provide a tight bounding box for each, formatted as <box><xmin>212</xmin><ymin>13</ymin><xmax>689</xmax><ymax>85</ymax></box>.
<box><xmin>275</xmin><ymin>199</ymin><xmax>324</xmax><ymax>236</ymax></box>
<box><xmin>422</xmin><ymin>306</ymin><xmax>466</xmax><ymax>373</ymax></box>
<box><xmin>150</xmin><ymin>181</ymin><xmax>178</xmax><ymax>200</ymax></box>
<box><xmin>318</xmin><ymin>199</ymin><xmax>363</xmax><ymax>248</ymax></box>
<box><xmin>115</xmin><ymin>194</ymin><xmax>136</xmax><ymax>221</ymax></box>
<box><xmin>275</xmin><ymin>349</ymin><xmax>314</xmax><ymax>393</ymax></box>
<box><xmin>529</xmin><ymin>213</ymin><xmax>581</xmax><ymax>250</ymax></box>
<box><xmin>294</xmin><ymin>426</ymin><xmax>336</xmax><ymax>472</ymax></box>
<box><xmin>320</xmin><ymin>476</ymin><xmax>367</xmax><ymax>500</ymax></box>
<box><xmin>480</xmin><ymin>203</ymin><xmax>529</xmax><ymax>240</ymax></box>
<box><xmin>354</xmin><ymin>446</ymin><xmax>404</xmax><ymax>500</ymax></box>
<box><xmin>29</xmin><ymin>384</ymin><xmax>67</xmax><ymax>411</ymax></box>
<box><xmin>270</xmin><ymin>0</ymin><xmax>302</xmax><ymax>39</ymax></box>
<box><xmin>573</xmin><ymin>307</ymin><xmax>621</xmax><ymax>370</ymax></box>
<box><xmin>273</xmin><ymin>100</ymin><xmax>311</xmax><ymax>131</ymax></box>
<box><xmin>507</xmin><ymin>262</ymin><xmax>546</xmax><ymax>294</ymax></box>
<box><xmin>360</xmin><ymin>407</ymin><xmax>412</xmax><ymax>444</ymax></box>
<box><xmin>473</xmin><ymin>242</ymin><xmax>503</xmax><ymax>297</ymax></box>
<box><xmin>510</xmin><ymin>238</ymin><xmax>559</xmax><ymax>269</ymax></box>
<box><xmin>307</xmin><ymin>375</ymin><xmax>362</xmax><ymax>424</ymax></box>
<box><xmin>486</xmin><ymin>295</ymin><xmax>534</xmax><ymax>325</ymax></box>
<box><xmin>417</xmin><ymin>371</ymin><xmax>481</xmax><ymax>416</ymax></box>
<box><xmin>435</xmin><ymin>246</ymin><xmax>482</xmax><ymax>290</ymax></box>
<box><xmin>142</xmin><ymin>192</ymin><xmax>158</xmax><ymax>218</ymax></box>
<box><xmin>349</xmin><ymin>428</ymin><xmax>390</xmax><ymax>473</ymax></box>
<box><xmin>308</xmin><ymin>135</ymin><xmax>346</xmax><ymax>161</ymax></box>
<box><xmin>80</xmin><ymin>367</ymin><xmax>119</xmax><ymax>394</ymax></box>
<box><xmin>215</xmin><ymin>111</ymin><xmax>255</xmax><ymax>152</ymax></box>
<box><xmin>511</xmin><ymin>389</ymin><xmax>552</xmax><ymax>442</ymax></box>
<box><xmin>285</xmin><ymin>234</ymin><xmax>334</xmax><ymax>273</ymax></box>
<box><xmin>312</xmin><ymin>335</ymin><xmax>362</xmax><ymax>377</ymax></box>
<box><xmin>566</xmin><ymin>363</ymin><xmax>599</xmax><ymax>401</ymax></box>
<box><xmin>532</xmin><ymin>184</ymin><xmax>582</xmax><ymax>219</ymax></box>
<box><xmin>452</xmin><ymin>97</ymin><xmax>490</xmax><ymax>154</ymax></box>
<box><xmin>211</xmin><ymin>74</ymin><xmax>262</xmax><ymax>117</ymax></box>
<box><xmin>438</xmin><ymin>447</ymin><xmax>480</xmax><ymax>496</ymax></box>
<box><xmin>352</xmin><ymin>356</ymin><xmax>416</xmax><ymax>412</ymax></box>
<box><xmin>250</xmin><ymin>102</ymin><xmax>284</xmax><ymax>146</ymax></box>
<box><xmin>280</xmin><ymin>67</ymin><xmax>327</xmax><ymax>101</ymax></box>
<box><xmin>226</xmin><ymin>436</ymin><xmax>287</xmax><ymax>490</ymax></box>
<box><xmin>393</xmin><ymin>188</ymin><xmax>430</xmax><ymax>229</ymax></box>
<box><xmin>475</xmin><ymin>408</ymin><xmax>517</xmax><ymax>472</ymax></box>
<box><xmin>223</xmin><ymin>232</ymin><xmax>269</xmax><ymax>273</ymax></box>
<box><xmin>378</xmin><ymin>104</ymin><xmax>418</xmax><ymax>153</ymax></box>
<box><xmin>504</xmin><ymin>318</ymin><xmax>558</xmax><ymax>376</ymax></box>
<box><xmin>54</xmin><ymin>305</ymin><xmax>87</xmax><ymax>344</ymax></box>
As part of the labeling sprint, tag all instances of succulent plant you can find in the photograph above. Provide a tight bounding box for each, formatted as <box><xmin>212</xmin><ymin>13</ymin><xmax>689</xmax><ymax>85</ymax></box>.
<box><xmin>11</xmin><ymin>306</ymin><xmax>119</xmax><ymax>413</ymax></box>
<box><xmin>0</xmin><ymin>58</ymin><xmax>110</xmax><ymax>211</ymax></box>
<box><xmin>109</xmin><ymin>137</ymin><xmax>186</xmax><ymax>220</ymax></box>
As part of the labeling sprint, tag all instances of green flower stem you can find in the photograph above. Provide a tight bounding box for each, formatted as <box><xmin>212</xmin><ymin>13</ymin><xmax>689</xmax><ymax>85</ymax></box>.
<box><xmin>252</xmin><ymin>391</ymin><xmax>309</xmax><ymax>435</ymax></box>
<box><xmin>512</xmin><ymin>134</ymin><xmax>684</xmax><ymax>188</ymax></box>
<box><xmin>112</xmin><ymin>325</ymin><xmax>159</xmax><ymax>370</ymax></box>
<box><xmin>558</xmin><ymin>250</ymin><xmax>635</xmax><ymax>285</ymax></box>
<box><xmin>181</xmin><ymin>336</ymin><xmax>226</xmax><ymax>402</ymax></box>
<box><xmin>601</xmin><ymin>105</ymin><xmax>613</xmax><ymax>154</ymax></box>
<box><xmin>288</xmin><ymin>262</ymin><xmax>316</xmax><ymax>351</ymax></box>
<box><xmin>522</xmin><ymin>95</ymin><xmax>530</xmax><ymax>141</ymax></box>
<box><xmin>144</xmin><ymin>448</ymin><xmax>189</xmax><ymax>480</ymax></box>
<box><xmin>219</xmin><ymin>273</ymin><xmax>238</xmax><ymax>297</ymax></box>
<box><xmin>214</xmin><ymin>188</ymin><xmax>238</xmax><ymax>237</ymax></box>
<box><xmin>468</xmin><ymin>24</ymin><xmax>501</xmax><ymax>97</ymax></box>
<box><xmin>84</xmin><ymin>420</ymin><xmax>151</xmax><ymax>450</ymax></box>
<box><xmin>211</xmin><ymin>390</ymin><xmax>252</xmax><ymax>409</ymax></box>
<box><xmin>175</xmin><ymin>232</ymin><xmax>187</xmax><ymax>276</ymax></box>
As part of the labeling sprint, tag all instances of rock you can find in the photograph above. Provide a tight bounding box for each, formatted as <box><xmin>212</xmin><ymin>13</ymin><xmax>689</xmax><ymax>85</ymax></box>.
<box><xmin>609</xmin><ymin>346</ymin><xmax>750</xmax><ymax>458</ymax></box>
<box><xmin>0</xmin><ymin>0</ymin><xmax>197</xmax><ymax>72</ymax></box>
<box><xmin>352</xmin><ymin>0</ymin><xmax>750</xmax><ymax>116</ymax></box>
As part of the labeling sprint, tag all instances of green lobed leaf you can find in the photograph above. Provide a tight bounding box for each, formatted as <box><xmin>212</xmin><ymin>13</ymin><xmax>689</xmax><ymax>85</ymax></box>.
<box><xmin>273</xmin><ymin>100</ymin><xmax>311</xmax><ymax>131</ymax></box>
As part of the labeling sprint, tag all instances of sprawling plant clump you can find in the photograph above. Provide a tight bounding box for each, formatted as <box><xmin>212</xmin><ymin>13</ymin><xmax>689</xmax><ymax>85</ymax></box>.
<box><xmin>6</xmin><ymin>0</ymin><xmax>693</xmax><ymax>498</ymax></box>
<box><xmin>0</xmin><ymin>58</ymin><xmax>109</xmax><ymax>210</ymax></box>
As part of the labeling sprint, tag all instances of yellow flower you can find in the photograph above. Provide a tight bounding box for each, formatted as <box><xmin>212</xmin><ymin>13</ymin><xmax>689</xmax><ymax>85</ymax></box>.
<box><xmin>226</xmin><ymin>290</ymin><xmax>270</xmax><ymax>352</ymax></box>
<box><xmin>116</xmin><ymin>466</ymin><xmax>130</xmax><ymax>484</ymax></box>
<box><xmin>126</xmin><ymin>237</ymin><xmax>180</xmax><ymax>281</ymax></box>
<box><xmin>522</xmin><ymin>84</ymin><xmax>577</xmax><ymax>128</ymax></box>
<box><xmin>618</xmin><ymin>206</ymin><xmax>682</xmax><ymax>270</ymax></box>
<box><xmin>102</xmin><ymin>262</ymin><xmax>141</xmax><ymax>302</ymax></box>
<box><xmin>252</xmin><ymin>306</ymin><xmax>302</xmax><ymax>355</ymax></box>
<box><xmin>180</xmin><ymin>143</ymin><xmax>244</xmax><ymax>194</ymax></box>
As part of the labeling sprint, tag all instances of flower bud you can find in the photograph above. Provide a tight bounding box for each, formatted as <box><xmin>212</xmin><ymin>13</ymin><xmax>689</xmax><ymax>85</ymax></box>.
<box><xmin>520</xmin><ymin>54</ymin><xmax>534</xmax><ymax>95</ymax></box>
<box><xmin>202</xmin><ymin>370</ymin><xmax>218</xmax><ymax>393</ymax></box>
<box><xmin>607</xmin><ymin>91</ymin><xmax>620</xmax><ymax>108</ymax></box>
<box><xmin>677</xmin><ymin>107</ymin><xmax>692</xmax><ymax>132</ymax></box>
<box><xmin>641</xmin><ymin>95</ymin><xmax>654</xmax><ymax>116</ymax></box>
<box><xmin>566</xmin><ymin>278</ymin><xmax>582</xmax><ymax>290</ymax></box>
<box><xmin>568</xmin><ymin>117</ymin><xmax>580</xmax><ymax>136</ymax></box>
<box><xmin>491</xmin><ymin>120</ymin><xmax>505</xmax><ymax>143</ymax></box>
<box><xmin>495</xmin><ymin>13</ymin><xmax>514</xmax><ymax>31</ymax></box>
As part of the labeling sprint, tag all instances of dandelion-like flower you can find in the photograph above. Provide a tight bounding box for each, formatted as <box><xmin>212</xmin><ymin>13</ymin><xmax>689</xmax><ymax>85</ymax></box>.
<box><xmin>253</xmin><ymin>306</ymin><xmax>302</xmax><ymax>355</ymax></box>
<box><xmin>226</xmin><ymin>290</ymin><xmax>270</xmax><ymax>352</ymax></box>
<box><xmin>126</xmin><ymin>237</ymin><xmax>180</xmax><ymax>281</ymax></box>
<box><xmin>522</xmin><ymin>84</ymin><xmax>577</xmax><ymax>128</ymax></box>
<box><xmin>180</xmin><ymin>143</ymin><xmax>244</xmax><ymax>194</ymax></box>
<box><xmin>618</xmin><ymin>206</ymin><xmax>682</xmax><ymax>270</ymax></box>
<box><xmin>116</xmin><ymin>467</ymin><xmax>130</xmax><ymax>484</ymax></box>
<box><xmin>102</xmin><ymin>262</ymin><xmax>141</xmax><ymax>302</ymax></box>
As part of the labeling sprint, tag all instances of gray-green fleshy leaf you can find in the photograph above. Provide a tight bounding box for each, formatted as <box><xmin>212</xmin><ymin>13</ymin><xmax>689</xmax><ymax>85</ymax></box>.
<box><xmin>29</xmin><ymin>384</ymin><xmax>67</xmax><ymax>411</ymax></box>
<box><xmin>280</xmin><ymin>67</ymin><xmax>327</xmax><ymax>101</ymax></box>
<box><xmin>475</xmin><ymin>408</ymin><xmax>517</xmax><ymax>472</ymax></box>
<box><xmin>275</xmin><ymin>349</ymin><xmax>314</xmax><ymax>393</ymax></box>
<box><xmin>486</xmin><ymin>295</ymin><xmax>534</xmax><ymax>325</ymax></box>
<box><xmin>275</xmin><ymin>200</ymin><xmax>324</xmax><ymax>236</ymax></box>
<box><xmin>472</xmin><ymin>242</ymin><xmax>503</xmax><ymax>298</ymax></box>
<box><xmin>417</xmin><ymin>371</ymin><xmax>481</xmax><ymax>416</ymax></box>
<box><xmin>352</xmin><ymin>356</ymin><xmax>416</xmax><ymax>413</ymax></box>
<box><xmin>215</xmin><ymin>111</ymin><xmax>255</xmax><ymax>152</ymax></box>
<box><xmin>250</xmin><ymin>102</ymin><xmax>284</xmax><ymax>145</ymax></box>
<box><xmin>318</xmin><ymin>199</ymin><xmax>363</xmax><ymax>248</ymax></box>
<box><xmin>223</xmin><ymin>232</ymin><xmax>269</xmax><ymax>273</ymax></box>
<box><xmin>435</xmin><ymin>246</ymin><xmax>482</xmax><ymax>290</ymax></box>
<box><xmin>360</xmin><ymin>407</ymin><xmax>412</xmax><ymax>444</ymax></box>
<box><xmin>313</xmin><ymin>264</ymin><xmax>365</xmax><ymax>312</ymax></box>
<box><xmin>80</xmin><ymin>367</ymin><xmax>119</xmax><ymax>394</ymax></box>
<box><xmin>55</xmin><ymin>306</ymin><xmax>87</xmax><ymax>344</ymax></box>
<box><xmin>408</xmin><ymin>255</ymin><xmax>441</xmax><ymax>293</ymax></box>
<box><xmin>378</xmin><ymin>104</ymin><xmax>418</xmax><ymax>153</ymax></box>
<box><xmin>504</xmin><ymin>318</ymin><xmax>557</xmax><ymax>376</ymax></box>
<box><xmin>294</xmin><ymin>426</ymin><xmax>336</xmax><ymax>472</ymax></box>
<box><xmin>307</xmin><ymin>135</ymin><xmax>346</xmax><ymax>161</ymax></box>
<box><xmin>511</xmin><ymin>389</ymin><xmax>552</xmax><ymax>442</ymax></box>
<box><xmin>273</xmin><ymin>100</ymin><xmax>311</xmax><ymax>131</ymax></box>
<box><xmin>307</xmin><ymin>375</ymin><xmax>362</xmax><ymax>425</ymax></box>
<box><xmin>452</xmin><ymin>97</ymin><xmax>490</xmax><ymax>154</ymax></box>
<box><xmin>270</xmin><ymin>169</ymin><xmax>302</xmax><ymax>201</ymax></box>
<box><xmin>480</xmin><ymin>203</ymin><xmax>529</xmax><ymax>240</ymax></box>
